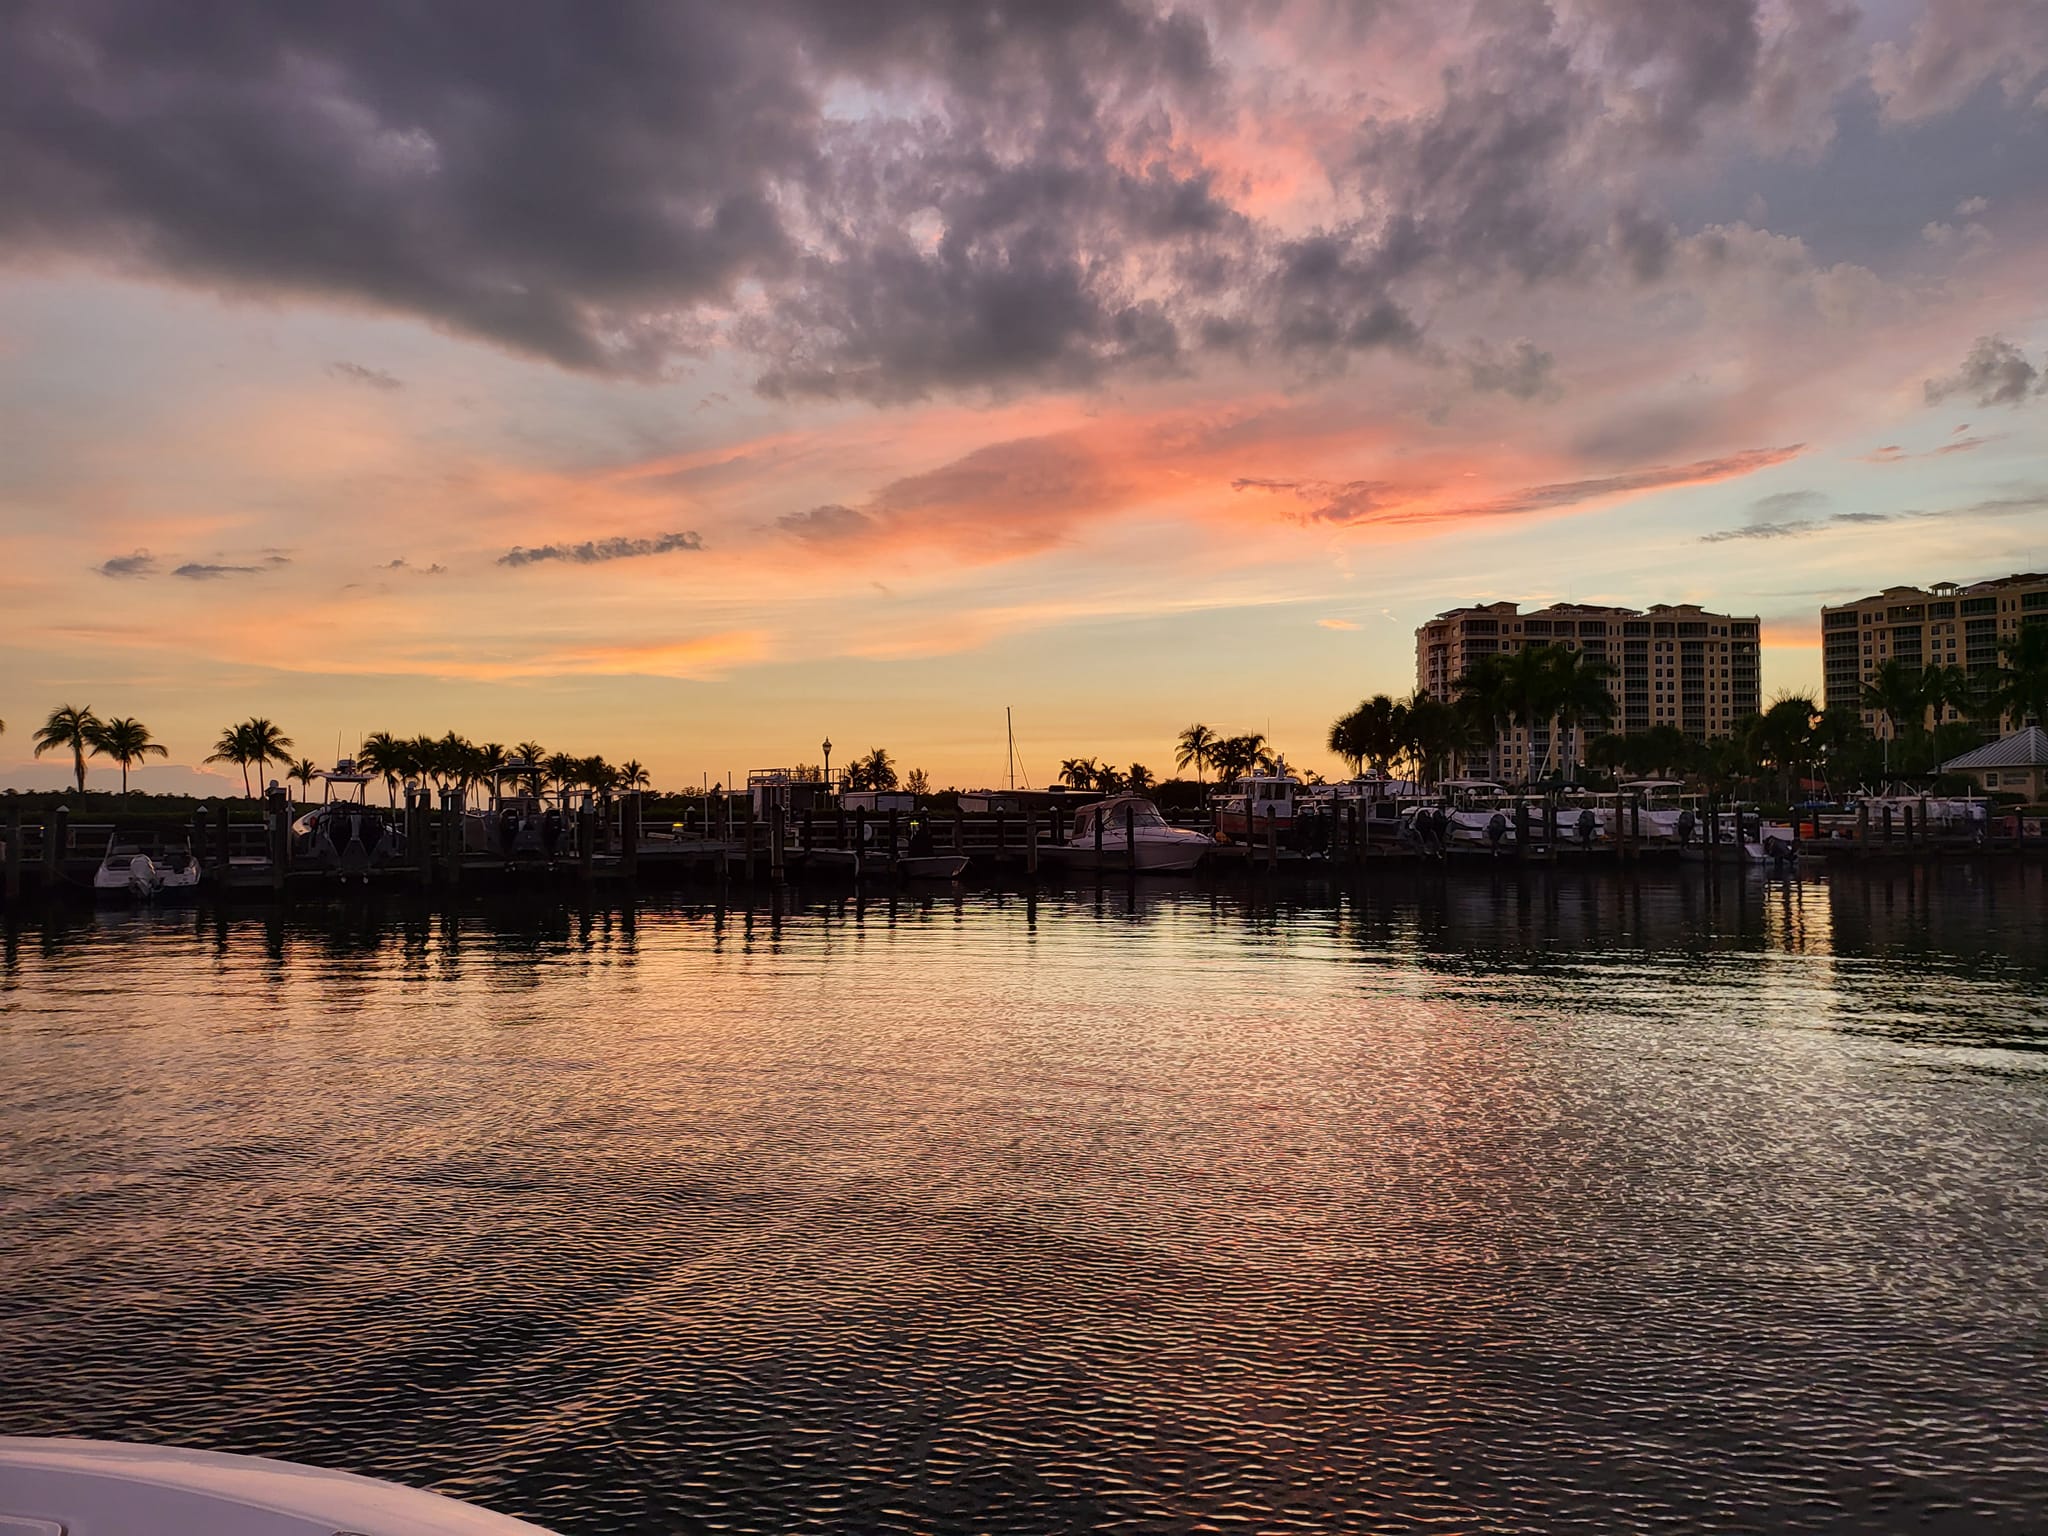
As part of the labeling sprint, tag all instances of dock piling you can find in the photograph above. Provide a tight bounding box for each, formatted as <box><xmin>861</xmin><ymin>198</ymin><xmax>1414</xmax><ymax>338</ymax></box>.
<box><xmin>46</xmin><ymin>805</ymin><xmax>68</xmax><ymax>881</ymax></box>
<box><xmin>4</xmin><ymin>802</ymin><xmax>20</xmax><ymax>902</ymax></box>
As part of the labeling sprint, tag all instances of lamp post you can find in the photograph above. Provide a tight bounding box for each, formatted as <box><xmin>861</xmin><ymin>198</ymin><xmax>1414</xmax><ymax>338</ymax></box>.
<box><xmin>822</xmin><ymin>737</ymin><xmax>832</xmax><ymax>787</ymax></box>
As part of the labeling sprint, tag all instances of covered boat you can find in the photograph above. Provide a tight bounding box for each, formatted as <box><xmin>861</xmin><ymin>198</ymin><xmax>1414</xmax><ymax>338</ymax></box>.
<box><xmin>1048</xmin><ymin>795</ymin><xmax>1214</xmax><ymax>872</ymax></box>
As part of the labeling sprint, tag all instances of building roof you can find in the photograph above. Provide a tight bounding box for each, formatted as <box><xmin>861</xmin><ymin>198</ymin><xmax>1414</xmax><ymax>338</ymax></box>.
<box><xmin>1940</xmin><ymin>726</ymin><xmax>2048</xmax><ymax>772</ymax></box>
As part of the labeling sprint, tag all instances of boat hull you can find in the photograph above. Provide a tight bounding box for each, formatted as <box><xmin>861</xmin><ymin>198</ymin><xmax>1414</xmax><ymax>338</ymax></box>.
<box><xmin>1042</xmin><ymin>839</ymin><xmax>1211</xmax><ymax>873</ymax></box>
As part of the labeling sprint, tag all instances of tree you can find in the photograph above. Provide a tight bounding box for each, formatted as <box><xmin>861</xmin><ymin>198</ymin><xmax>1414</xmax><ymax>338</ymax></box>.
<box><xmin>1402</xmin><ymin>692</ymin><xmax>1467</xmax><ymax>788</ymax></box>
<box><xmin>1174</xmin><ymin>723</ymin><xmax>1217</xmax><ymax>784</ymax></box>
<box><xmin>86</xmin><ymin>716</ymin><xmax>167</xmax><ymax>794</ymax></box>
<box><xmin>241</xmin><ymin>719</ymin><xmax>296</xmax><ymax>796</ymax></box>
<box><xmin>619</xmin><ymin>759</ymin><xmax>651</xmax><ymax>790</ymax></box>
<box><xmin>357</xmin><ymin>731</ymin><xmax>404</xmax><ymax>806</ymax></box>
<box><xmin>1125</xmin><ymin>763</ymin><xmax>1154</xmax><ymax>793</ymax></box>
<box><xmin>1329</xmin><ymin>695</ymin><xmax>1408</xmax><ymax>777</ymax></box>
<box><xmin>1092</xmin><ymin>762</ymin><xmax>1127</xmax><ymax>794</ymax></box>
<box><xmin>855</xmin><ymin>746</ymin><xmax>897</xmax><ymax>792</ymax></box>
<box><xmin>1746</xmin><ymin>696</ymin><xmax>1821</xmax><ymax>805</ymax></box>
<box><xmin>904</xmin><ymin>767</ymin><xmax>931</xmax><ymax>796</ymax></box>
<box><xmin>1058</xmin><ymin>757</ymin><xmax>1099</xmax><ymax>789</ymax></box>
<box><xmin>1209</xmin><ymin>733</ymin><xmax>1272</xmax><ymax>781</ymax></box>
<box><xmin>286</xmin><ymin>756</ymin><xmax>320</xmax><ymax>803</ymax></box>
<box><xmin>1859</xmin><ymin>659</ymin><xmax>1929</xmax><ymax>770</ymax></box>
<box><xmin>1992</xmin><ymin>625</ymin><xmax>2048</xmax><ymax>729</ymax></box>
<box><xmin>33</xmin><ymin>704</ymin><xmax>102</xmax><ymax>792</ymax></box>
<box><xmin>1451</xmin><ymin>655</ymin><xmax>1515</xmax><ymax>777</ymax></box>
<box><xmin>1547</xmin><ymin>650</ymin><xmax>1616</xmax><ymax>779</ymax></box>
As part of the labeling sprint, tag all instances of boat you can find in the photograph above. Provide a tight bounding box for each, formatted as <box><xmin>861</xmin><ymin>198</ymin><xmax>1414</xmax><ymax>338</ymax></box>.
<box><xmin>1679</xmin><ymin>809</ymin><xmax>1800</xmax><ymax>865</ymax></box>
<box><xmin>91</xmin><ymin>840</ymin><xmax>200</xmax><ymax>899</ymax></box>
<box><xmin>463</xmin><ymin>762</ymin><xmax>572</xmax><ymax>862</ymax></box>
<box><xmin>1436</xmin><ymin>780</ymin><xmax>1518</xmax><ymax>852</ymax></box>
<box><xmin>293</xmin><ymin>761</ymin><xmax>409</xmax><ymax>879</ymax></box>
<box><xmin>0</xmin><ymin>1435</ymin><xmax>553</xmax><ymax>1534</ymax></box>
<box><xmin>1615</xmin><ymin>780</ymin><xmax>1700</xmax><ymax>848</ymax></box>
<box><xmin>1045</xmin><ymin>794</ymin><xmax>1214</xmax><ymax>872</ymax></box>
<box><xmin>1212</xmin><ymin>773</ymin><xmax>1302</xmax><ymax>841</ymax></box>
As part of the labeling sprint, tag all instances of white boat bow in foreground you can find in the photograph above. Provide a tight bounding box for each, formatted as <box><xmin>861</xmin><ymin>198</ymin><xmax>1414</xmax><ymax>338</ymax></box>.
<box><xmin>0</xmin><ymin>1436</ymin><xmax>554</xmax><ymax>1535</ymax></box>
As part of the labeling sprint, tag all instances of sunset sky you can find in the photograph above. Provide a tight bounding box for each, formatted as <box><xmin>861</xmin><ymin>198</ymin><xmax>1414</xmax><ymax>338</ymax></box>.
<box><xmin>3</xmin><ymin>0</ymin><xmax>2046</xmax><ymax>792</ymax></box>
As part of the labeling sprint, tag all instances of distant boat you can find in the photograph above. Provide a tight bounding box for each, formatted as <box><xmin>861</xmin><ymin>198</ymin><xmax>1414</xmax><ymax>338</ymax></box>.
<box><xmin>1047</xmin><ymin>794</ymin><xmax>1214</xmax><ymax>872</ymax></box>
<box><xmin>1212</xmin><ymin>773</ymin><xmax>1301</xmax><ymax>840</ymax></box>
<box><xmin>0</xmin><ymin>1435</ymin><xmax>553</xmax><ymax>1534</ymax></box>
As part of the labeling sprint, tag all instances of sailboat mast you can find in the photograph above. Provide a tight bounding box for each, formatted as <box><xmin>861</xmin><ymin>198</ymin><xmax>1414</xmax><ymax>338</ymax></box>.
<box><xmin>1007</xmin><ymin>707</ymin><xmax>1014</xmax><ymax>792</ymax></box>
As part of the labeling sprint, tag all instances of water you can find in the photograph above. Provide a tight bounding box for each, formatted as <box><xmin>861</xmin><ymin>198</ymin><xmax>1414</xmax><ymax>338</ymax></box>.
<box><xmin>4</xmin><ymin>866</ymin><xmax>2047</xmax><ymax>1532</ymax></box>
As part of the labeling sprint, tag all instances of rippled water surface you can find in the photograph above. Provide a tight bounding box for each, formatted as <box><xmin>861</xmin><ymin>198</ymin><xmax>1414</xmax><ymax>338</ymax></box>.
<box><xmin>5</xmin><ymin>866</ymin><xmax>2048</xmax><ymax>1533</ymax></box>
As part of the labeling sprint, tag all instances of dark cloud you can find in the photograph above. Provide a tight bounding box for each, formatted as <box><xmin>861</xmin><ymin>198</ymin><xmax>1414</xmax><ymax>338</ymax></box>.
<box><xmin>173</xmin><ymin>562</ymin><xmax>263</xmax><ymax>579</ymax></box>
<box><xmin>97</xmin><ymin>550</ymin><xmax>156</xmax><ymax>577</ymax></box>
<box><xmin>777</xmin><ymin>504</ymin><xmax>876</xmax><ymax>544</ymax></box>
<box><xmin>385</xmin><ymin>557</ymin><xmax>447</xmax><ymax>574</ymax></box>
<box><xmin>1464</xmin><ymin>339</ymin><xmax>1558</xmax><ymax>400</ymax></box>
<box><xmin>1749</xmin><ymin>489</ymin><xmax>1829</xmax><ymax>519</ymax></box>
<box><xmin>1924</xmin><ymin>336</ymin><xmax>2042</xmax><ymax>407</ymax></box>
<box><xmin>497</xmin><ymin>531</ymin><xmax>704</xmax><ymax>567</ymax></box>
<box><xmin>0</xmin><ymin>0</ymin><xmax>1996</xmax><ymax>403</ymax></box>
<box><xmin>329</xmin><ymin>361</ymin><xmax>403</xmax><ymax>390</ymax></box>
<box><xmin>1699</xmin><ymin>520</ymin><xmax>1812</xmax><ymax>542</ymax></box>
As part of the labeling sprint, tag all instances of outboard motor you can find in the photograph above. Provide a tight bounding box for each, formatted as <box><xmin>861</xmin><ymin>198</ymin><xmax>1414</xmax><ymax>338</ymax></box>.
<box><xmin>1576</xmin><ymin>808</ymin><xmax>1597</xmax><ymax>846</ymax></box>
<box><xmin>1676</xmin><ymin>808</ymin><xmax>1696</xmax><ymax>847</ymax></box>
<box><xmin>126</xmin><ymin>854</ymin><xmax>158</xmax><ymax>898</ymax></box>
<box><xmin>1486</xmin><ymin>811</ymin><xmax>1508</xmax><ymax>853</ymax></box>
<box><xmin>1430</xmin><ymin>808</ymin><xmax>1449</xmax><ymax>851</ymax></box>
<box><xmin>1762</xmin><ymin>834</ymin><xmax>1790</xmax><ymax>863</ymax></box>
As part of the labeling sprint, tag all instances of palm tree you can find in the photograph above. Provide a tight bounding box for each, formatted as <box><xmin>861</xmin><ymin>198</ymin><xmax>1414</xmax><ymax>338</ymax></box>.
<box><xmin>1992</xmin><ymin>625</ymin><xmax>2048</xmax><ymax>729</ymax></box>
<box><xmin>205</xmin><ymin>724</ymin><xmax>253</xmax><ymax>796</ymax></box>
<box><xmin>618</xmin><ymin>759</ymin><xmax>651</xmax><ymax>790</ymax></box>
<box><xmin>1058</xmin><ymin>756</ymin><xmax>1098</xmax><ymax>789</ymax></box>
<box><xmin>1174</xmin><ymin>723</ymin><xmax>1217</xmax><ymax>784</ymax></box>
<box><xmin>357</xmin><ymin>731</ymin><xmax>403</xmax><ymax>805</ymax></box>
<box><xmin>33</xmin><ymin>704</ymin><xmax>103</xmax><ymax>792</ymax></box>
<box><xmin>857</xmin><ymin>747</ymin><xmax>897</xmax><ymax>792</ymax></box>
<box><xmin>1092</xmin><ymin>762</ymin><xmax>1127</xmax><ymax>794</ymax></box>
<box><xmin>287</xmin><ymin>756</ymin><xmax>320</xmax><ymax>804</ymax></box>
<box><xmin>1126</xmin><ymin>763</ymin><xmax>1154</xmax><ymax>793</ymax></box>
<box><xmin>243</xmin><ymin>719</ymin><xmax>296</xmax><ymax>795</ymax></box>
<box><xmin>1548</xmin><ymin>650</ymin><xmax>1616</xmax><ymax>780</ymax></box>
<box><xmin>1859</xmin><ymin>660</ymin><xmax>1928</xmax><ymax>774</ymax></box>
<box><xmin>85</xmin><ymin>716</ymin><xmax>168</xmax><ymax>794</ymax></box>
<box><xmin>1402</xmin><ymin>692</ymin><xmax>1467</xmax><ymax>787</ymax></box>
<box><xmin>1746</xmin><ymin>695</ymin><xmax>1820</xmax><ymax>805</ymax></box>
<box><xmin>1332</xmin><ymin>695</ymin><xmax>1408</xmax><ymax>777</ymax></box>
<box><xmin>1921</xmin><ymin>663</ymin><xmax>1976</xmax><ymax>730</ymax></box>
<box><xmin>1451</xmin><ymin>654</ymin><xmax>1515</xmax><ymax>778</ymax></box>
<box><xmin>1209</xmin><ymin>733</ymin><xmax>1272</xmax><ymax>782</ymax></box>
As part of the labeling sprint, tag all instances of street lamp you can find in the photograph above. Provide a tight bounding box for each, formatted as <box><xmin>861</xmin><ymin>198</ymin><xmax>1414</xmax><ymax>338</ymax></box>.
<box><xmin>822</xmin><ymin>737</ymin><xmax>832</xmax><ymax>785</ymax></box>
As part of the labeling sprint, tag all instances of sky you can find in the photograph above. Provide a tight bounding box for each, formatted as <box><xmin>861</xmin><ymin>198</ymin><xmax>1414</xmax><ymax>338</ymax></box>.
<box><xmin>2</xmin><ymin>0</ymin><xmax>2046</xmax><ymax>793</ymax></box>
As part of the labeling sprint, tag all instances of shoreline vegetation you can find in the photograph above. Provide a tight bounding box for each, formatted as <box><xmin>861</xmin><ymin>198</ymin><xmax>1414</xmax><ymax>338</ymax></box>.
<box><xmin>3</xmin><ymin>628</ymin><xmax>2043</xmax><ymax>819</ymax></box>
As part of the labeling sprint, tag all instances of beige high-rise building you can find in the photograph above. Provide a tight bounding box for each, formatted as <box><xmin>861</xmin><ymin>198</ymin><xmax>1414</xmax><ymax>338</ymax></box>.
<box><xmin>1821</xmin><ymin>572</ymin><xmax>2048</xmax><ymax>735</ymax></box>
<box><xmin>1415</xmin><ymin>600</ymin><xmax>1763</xmax><ymax>780</ymax></box>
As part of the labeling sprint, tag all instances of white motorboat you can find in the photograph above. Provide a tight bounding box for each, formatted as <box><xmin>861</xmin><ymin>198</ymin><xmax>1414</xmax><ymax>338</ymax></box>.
<box><xmin>0</xmin><ymin>1435</ymin><xmax>554</xmax><ymax>1534</ymax></box>
<box><xmin>1680</xmin><ymin>810</ymin><xmax>1800</xmax><ymax>864</ymax></box>
<box><xmin>1045</xmin><ymin>795</ymin><xmax>1214</xmax><ymax>872</ymax></box>
<box><xmin>93</xmin><ymin>844</ymin><xmax>161</xmax><ymax>899</ymax></box>
<box><xmin>91</xmin><ymin>841</ymin><xmax>202</xmax><ymax>900</ymax></box>
<box><xmin>1615</xmin><ymin>780</ymin><xmax>1700</xmax><ymax>847</ymax></box>
<box><xmin>1437</xmin><ymin>780</ymin><xmax>1517</xmax><ymax>852</ymax></box>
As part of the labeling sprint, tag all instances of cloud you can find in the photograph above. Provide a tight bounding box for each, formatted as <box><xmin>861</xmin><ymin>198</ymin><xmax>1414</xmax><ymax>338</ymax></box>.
<box><xmin>0</xmin><ymin>0</ymin><xmax>1952</xmax><ymax>404</ymax></box>
<box><xmin>1924</xmin><ymin>336</ymin><xmax>2042</xmax><ymax>407</ymax></box>
<box><xmin>497</xmin><ymin>531</ymin><xmax>705</xmax><ymax>567</ymax></box>
<box><xmin>1872</xmin><ymin>2</ymin><xmax>2048</xmax><ymax>121</ymax></box>
<box><xmin>1862</xmin><ymin>436</ymin><xmax>1991</xmax><ymax>463</ymax></box>
<box><xmin>173</xmin><ymin>562</ymin><xmax>263</xmax><ymax>579</ymax></box>
<box><xmin>385</xmin><ymin>557</ymin><xmax>447</xmax><ymax>574</ymax></box>
<box><xmin>97</xmin><ymin>550</ymin><xmax>157</xmax><ymax>577</ymax></box>
<box><xmin>776</xmin><ymin>503</ymin><xmax>876</xmax><ymax>544</ymax></box>
<box><xmin>1463</xmin><ymin>339</ymin><xmax>1558</xmax><ymax>401</ymax></box>
<box><xmin>328</xmin><ymin>360</ymin><xmax>402</xmax><ymax>390</ymax></box>
<box><xmin>1316</xmin><ymin>617</ymin><xmax>1359</xmax><ymax>630</ymax></box>
<box><xmin>1749</xmin><ymin>489</ymin><xmax>1828</xmax><ymax>520</ymax></box>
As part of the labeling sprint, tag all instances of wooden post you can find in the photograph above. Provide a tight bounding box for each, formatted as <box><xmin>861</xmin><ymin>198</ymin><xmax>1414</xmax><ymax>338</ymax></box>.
<box><xmin>1629</xmin><ymin>794</ymin><xmax>1640</xmax><ymax>855</ymax></box>
<box><xmin>191</xmin><ymin>804</ymin><xmax>208</xmax><ymax>874</ymax></box>
<box><xmin>1093</xmin><ymin>806</ymin><xmax>1105</xmax><ymax>866</ymax></box>
<box><xmin>622</xmin><ymin>791</ymin><xmax>642</xmax><ymax>880</ymax></box>
<box><xmin>1347</xmin><ymin>802</ymin><xmax>1359</xmax><ymax>863</ymax></box>
<box><xmin>1881</xmin><ymin>804</ymin><xmax>1894</xmax><ymax>848</ymax></box>
<box><xmin>269</xmin><ymin>791</ymin><xmax>288</xmax><ymax>893</ymax></box>
<box><xmin>1857</xmin><ymin>800</ymin><xmax>1870</xmax><ymax>853</ymax></box>
<box><xmin>952</xmin><ymin>806</ymin><xmax>964</xmax><ymax>853</ymax></box>
<box><xmin>1126</xmin><ymin>802</ymin><xmax>1138</xmax><ymax>874</ymax></box>
<box><xmin>215</xmin><ymin>798</ymin><xmax>233</xmax><ymax>874</ymax></box>
<box><xmin>854</xmin><ymin>807</ymin><xmax>867</xmax><ymax>867</ymax></box>
<box><xmin>47</xmin><ymin>805</ymin><xmax>68</xmax><ymax>880</ymax></box>
<box><xmin>413</xmin><ymin>788</ymin><xmax>432</xmax><ymax>888</ymax></box>
<box><xmin>1919</xmin><ymin>794</ymin><xmax>1930</xmax><ymax>849</ymax></box>
<box><xmin>1265</xmin><ymin>803</ymin><xmax>1278</xmax><ymax>871</ymax></box>
<box><xmin>577</xmin><ymin>800</ymin><xmax>596</xmax><ymax>885</ymax></box>
<box><xmin>1903</xmin><ymin>804</ymin><xmax>1915</xmax><ymax>847</ymax></box>
<box><xmin>444</xmin><ymin>790</ymin><xmax>466</xmax><ymax>886</ymax></box>
<box><xmin>3</xmin><ymin>802</ymin><xmax>20</xmax><ymax>902</ymax></box>
<box><xmin>769</xmin><ymin>800</ymin><xmax>785</xmax><ymax>885</ymax></box>
<box><xmin>995</xmin><ymin>810</ymin><xmax>1007</xmax><ymax>863</ymax></box>
<box><xmin>743</xmin><ymin>800</ymin><xmax>756</xmax><ymax>881</ymax></box>
<box><xmin>1543</xmin><ymin>796</ymin><xmax>1557</xmax><ymax>854</ymax></box>
<box><xmin>802</xmin><ymin>810</ymin><xmax>814</xmax><ymax>854</ymax></box>
<box><xmin>887</xmin><ymin>807</ymin><xmax>899</xmax><ymax>871</ymax></box>
<box><xmin>1026</xmin><ymin>809</ymin><xmax>1041</xmax><ymax>877</ymax></box>
<box><xmin>838</xmin><ymin>806</ymin><xmax>849</xmax><ymax>852</ymax></box>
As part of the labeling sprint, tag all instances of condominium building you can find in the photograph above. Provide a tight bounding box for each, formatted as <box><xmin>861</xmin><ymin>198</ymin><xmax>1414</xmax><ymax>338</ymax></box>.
<box><xmin>1820</xmin><ymin>572</ymin><xmax>2048</xmax><ymax>735</ymax></box>
<box><xmin>1415</xmin><ymin>600</ymin><xmax>1763</xmax><ymax>780</ymax></box>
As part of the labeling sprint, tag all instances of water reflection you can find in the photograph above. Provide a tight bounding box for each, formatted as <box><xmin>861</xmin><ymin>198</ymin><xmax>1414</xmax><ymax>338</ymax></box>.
<box><xmin>2</xmin><ymin>867</ymin><xmax>2046</xmax><ymax>1533</ymax></box>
